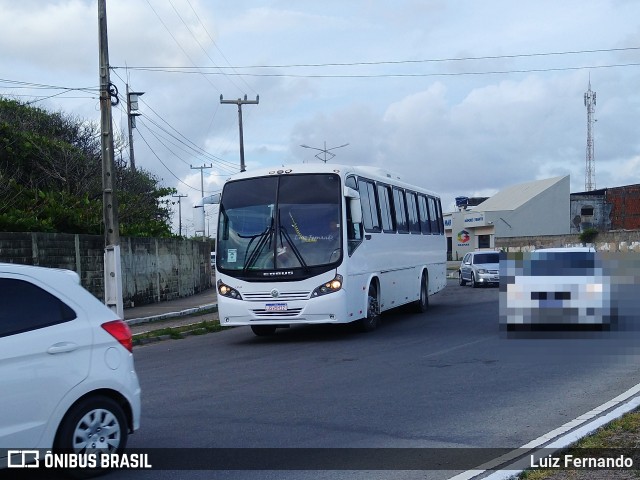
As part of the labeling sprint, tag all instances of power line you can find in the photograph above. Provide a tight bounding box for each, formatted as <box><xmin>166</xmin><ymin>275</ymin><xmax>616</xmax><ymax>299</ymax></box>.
<box><xmin>144</xmin><ymin>0</ymin><xmax>221</xmax><ymax>94</ymax></box>
<box><xmin>111</xmin><ymin>45</ymin><xmax>640</xmax><ymax>70</ymax></box>
<box><xmin>184</xmin><ymin>0</ymin><xmax>257</xmax><ymax>95</ymax></box>
<box><xmin>110</xmin><ymin>68</ymin><xmax>239</xmax><ymax>174</ymax></box>
<box><xmin>167</xmin><ymin>0</ymin><xmax>248</xmax><ymax>94</ymax></box>
<box><xmin>136</xmin><ymin>127</ymin><xmax>220</xmax><ymax>194</ymax></box>
<box><xmin>115</xmin><ymin>62</ymin><xmax>640</xmax><ymax>78</ymax></box>
<box><xmin>138</xmin><ymin>97</ymin><xmax>239</xmax><ymax>169</ymax></box>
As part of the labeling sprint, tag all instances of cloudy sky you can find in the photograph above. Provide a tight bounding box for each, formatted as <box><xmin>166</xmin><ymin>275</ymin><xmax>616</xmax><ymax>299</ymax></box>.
<box><xmin>1</xmin><ymin>0</ymin><xmax>639</xmax><ymax>235</ymax></box>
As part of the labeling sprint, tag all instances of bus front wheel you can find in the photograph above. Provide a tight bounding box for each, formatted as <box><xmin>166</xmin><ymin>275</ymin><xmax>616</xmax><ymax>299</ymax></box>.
<box><xmin>359</xmin><ymin>284</ymin><xmax>380</xmax><ymax>332</ymax></box>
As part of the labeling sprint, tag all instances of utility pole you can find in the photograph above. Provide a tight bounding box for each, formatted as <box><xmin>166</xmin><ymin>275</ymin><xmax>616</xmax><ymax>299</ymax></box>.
<box><xmin>220</xmin><ymin>94</ymin><xmax>259</xmax><ymax>172</ymax></box>
<box><xmin>190</xmin><ymin>164</ymin><xmax>212</xmax><ymax>199</ymax></box>
<box><xmin>98</xmin><ymin>0</ymin><xmax>123</xmax><ymax>318</ymax></box>
<box><xmin>300</xmin><ymin>141</ymin><xmax>349</xmax><ymax>163</ymax></box>
<box><xmin>190</xmin><ymin>164</ymin><xmax>212</xmax><ymax>239</ymax></box>
<box><xmin>584</xmin><ymin>76</ymin><xmax>597</xmax><ymax>191</ymax></box>
<box><xmin>126</xmin><ymin>84</ymin><xmax>144</xmax><ymax>172</ymax></box>
<box><xmin>172</xmin><ymin>193</ymin><xmax>187</xmax><ymax>237</ymax></box>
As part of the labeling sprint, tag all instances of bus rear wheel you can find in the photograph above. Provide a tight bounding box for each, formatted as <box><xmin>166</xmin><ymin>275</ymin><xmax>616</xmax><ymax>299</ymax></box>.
<box><xmin>251</xmin><ymin>325</ymin><xmax>277</xmax><ymax>336</ymax></box>
<box><xmin>412</xmin><ymin>272</ymin><xmax>429</xmax><ymax>313</ymax></box>
<box><xmin>359</xmin><ymin>284</ymin><xmax>380</xmax><ymax>332</ymax></box>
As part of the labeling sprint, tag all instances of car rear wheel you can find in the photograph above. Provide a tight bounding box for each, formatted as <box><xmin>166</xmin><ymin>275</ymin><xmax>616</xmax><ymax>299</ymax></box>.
<box><xmin>54</xmin><ymin>395</ymin><xmax>128</xmax><ymax>478</ymax></box>
<box><xmin>458</xmin><ymin>272</ymin><xmax>466</xmax><ymax>286</ymax></box>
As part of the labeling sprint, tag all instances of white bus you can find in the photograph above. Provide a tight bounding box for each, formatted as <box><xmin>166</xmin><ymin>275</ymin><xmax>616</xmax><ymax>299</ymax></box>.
<box><xmin>214</xmin><ymin>163</ymin><xmax>447</xmax><ymax>336</ymax></box>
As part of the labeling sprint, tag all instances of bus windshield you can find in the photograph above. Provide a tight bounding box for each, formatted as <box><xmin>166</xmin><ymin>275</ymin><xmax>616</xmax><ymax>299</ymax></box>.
<box><xmin>217</xmin><ymin>173</ymin><xmax>342</xmax><ymax>276</ymax></box>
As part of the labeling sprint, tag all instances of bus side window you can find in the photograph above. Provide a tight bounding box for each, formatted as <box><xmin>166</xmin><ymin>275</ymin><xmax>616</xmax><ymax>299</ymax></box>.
<box><xmin>377</xmin><ymin>184</ymin><xmax>395</xmax><ymax>233</ymax></box>
<box><xmin>393</xmin><ymin>187</ymin><xmax>409</xmax><ymax>233</ymax></box>
<box><xmin>418</xmin><ymin>194</ymin><xmax>431</xmax><ymax>234</ymax></box>
<box><xmin>345</xmin><ymin>176</ymin><xmax>363</xmax><ymax>256</ymax></box>
<box><xmin>436</xmin><ymin>198</ymin><xmax>444</xmax><ymax>234</ymax></box>
<box><xmin>358</xmin><ymin>179</ymin><xmax>381</xmax><ymax>233</ymax></box>
<box><xmin>427</xmin><ymin>197</ymin><xmax>438</xmax><ymax>234</ymax></box>
<box><xmin>406</xmin><ymin>192</ymin><xmax>421</xmax><ymax>234</ymax></box>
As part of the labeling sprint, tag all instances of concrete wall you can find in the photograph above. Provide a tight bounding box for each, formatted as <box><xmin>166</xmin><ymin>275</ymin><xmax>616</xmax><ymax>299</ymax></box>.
<box><xmin>496</xmin><ymin>230</ymin><xmax>640</xmax><ymax>252</ymax></box>
<box><xmin>0</xmin><ymin>232</ymin><xmax>212</xmax><ymax>306</ymax></box>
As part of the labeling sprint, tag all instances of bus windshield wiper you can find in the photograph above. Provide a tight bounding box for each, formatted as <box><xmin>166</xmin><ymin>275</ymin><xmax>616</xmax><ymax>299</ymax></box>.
<box><xmin>243</xmin><ymin>220</ymin><xmax>274</xmax><ymax>271</ymax></box>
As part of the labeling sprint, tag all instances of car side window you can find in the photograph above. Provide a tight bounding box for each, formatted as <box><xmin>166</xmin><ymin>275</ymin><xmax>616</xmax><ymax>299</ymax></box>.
<box><xmin>0</xmin><ymin>278</ymin><xmax>77</xmax><ymax>337</ymax></box>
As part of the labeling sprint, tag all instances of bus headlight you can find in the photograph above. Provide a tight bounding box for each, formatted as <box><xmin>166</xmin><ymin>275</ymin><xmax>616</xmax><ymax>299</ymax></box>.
<box><xmin>217</xmin><ymin>279</ymin><xmax>243</xmax><ymax>300</ymax></box>
<box><xmin>312</xmin><ymin>274</ymin><xmax>343</xmax><ymax>297</ymax></box>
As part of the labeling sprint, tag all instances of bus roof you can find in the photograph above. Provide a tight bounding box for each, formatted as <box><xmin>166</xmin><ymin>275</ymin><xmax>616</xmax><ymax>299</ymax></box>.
<box><xmin>224</xmin><ymin>163</ymin><xmax>441</xmax><ymax>198</ymax></box>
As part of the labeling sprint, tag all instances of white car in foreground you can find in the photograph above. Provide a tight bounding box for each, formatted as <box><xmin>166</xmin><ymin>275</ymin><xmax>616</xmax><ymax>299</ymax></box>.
<box><xmin>0</xmin><ymin>263</ymin><xmax>141</xmax><ymax>472</ymax></box>
<box><xmin>500</xmin><ymin>247</ymin><xmax>612</xmax><ymax>326</ymax></box>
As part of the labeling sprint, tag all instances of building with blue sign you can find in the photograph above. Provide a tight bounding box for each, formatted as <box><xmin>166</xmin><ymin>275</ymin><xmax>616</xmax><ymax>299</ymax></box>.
<box><xmin>444</xmin><ymin>176</ymin><xmax>570</xmax><ymax>260</ymax></box>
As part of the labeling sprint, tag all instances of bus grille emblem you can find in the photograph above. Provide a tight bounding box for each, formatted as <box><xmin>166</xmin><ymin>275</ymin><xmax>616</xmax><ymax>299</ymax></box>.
<box><xmin>271</xmin><ymin>289</ymin><xmax>280</xmax><ymax>298</ymax></box>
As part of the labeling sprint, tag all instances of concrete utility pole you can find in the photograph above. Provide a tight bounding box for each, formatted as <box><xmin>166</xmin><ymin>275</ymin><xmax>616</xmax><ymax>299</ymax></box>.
<box><xmin>172</xmin><ymin>193</ymin><xmax>187</xmax><ymax>237</ymax></box>
<box><xmin>300</xmin><ymin>141</ymin><xmax>349</xmax><ymax>163</ymax></box>
<box><xmin>584</xmin><ymin>77</ymin><xmax>597</xmax><ymax>191</ymax></box>
<box><xmin>220</xmin><ymin>94</ymin><xmax>259</xmax><ymax>172</ymax></box>
<box><xmin>190</xmin><ymin>164</ymin><xmax>212</xmax><ymax>239</ymax></box>
<box><xmin>190</xmin><ymin>164</ymin><xmax>212</xmax><ymax>199</ymax></box>
<box><xmin>98</xmin><ymin>0</ymin><xmax>123</xmax><ymax>318</ymax></box>
<box><xmin>126</xmin><ymin>84</ymin><xmax>144</xmax><ymax>172</ymax></box>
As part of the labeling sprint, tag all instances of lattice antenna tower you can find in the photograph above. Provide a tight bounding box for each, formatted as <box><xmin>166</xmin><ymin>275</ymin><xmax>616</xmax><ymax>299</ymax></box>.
<box><xmin>584</xmin><ymin>76</ymin><xmax>597</xmax><ymax>191</ymax></box>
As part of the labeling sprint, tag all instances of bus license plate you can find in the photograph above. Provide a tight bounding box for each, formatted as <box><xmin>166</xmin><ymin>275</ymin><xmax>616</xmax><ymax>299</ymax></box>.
<box><xmin>265</xmin><ymin>303</ymin><xmax>287</xmax><ymax>312</ymax></box>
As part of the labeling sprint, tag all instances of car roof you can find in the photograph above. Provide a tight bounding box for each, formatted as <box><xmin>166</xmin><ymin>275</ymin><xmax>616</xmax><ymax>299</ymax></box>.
<box><xmin>0</xmin><ymin>262</ymin><xmax>81</xmax><ymax>285</ymax></box>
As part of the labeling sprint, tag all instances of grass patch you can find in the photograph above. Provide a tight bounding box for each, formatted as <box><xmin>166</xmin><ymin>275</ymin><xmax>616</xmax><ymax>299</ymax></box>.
<box><xmin>132</xmin><ymin>320</ymin><xmax>225</xmax><ymax>344</ymax></box>
<box><xmin>518</xmin><ymin>409</ymin><xmax>640</xmax><ymax>479</ymax></box>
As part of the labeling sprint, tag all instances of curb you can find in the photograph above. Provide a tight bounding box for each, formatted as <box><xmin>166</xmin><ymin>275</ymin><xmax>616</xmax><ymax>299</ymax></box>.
<box><xmin>133</xmin><ymin>322</ymin><xmax>220</xmax><ymax>345</ymax></box>
<box><xmin>125</xmin><ymin>303</ymin><xmax>218</xmax><ymax>326</ymax></box>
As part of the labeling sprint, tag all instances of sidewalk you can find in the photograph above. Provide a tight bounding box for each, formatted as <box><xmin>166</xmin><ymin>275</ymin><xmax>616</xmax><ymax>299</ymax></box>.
<box><xmin>123</xmin><ymin>287</ymin><xmax>218</xmax><ymax>336</ymax></box>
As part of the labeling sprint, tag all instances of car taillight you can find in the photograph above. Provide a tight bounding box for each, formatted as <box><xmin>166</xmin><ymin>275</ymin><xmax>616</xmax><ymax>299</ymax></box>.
<box><xmin>102</xmin><ymin>320</ymin><xmax>133</xmax><ymax>353</ymax></box>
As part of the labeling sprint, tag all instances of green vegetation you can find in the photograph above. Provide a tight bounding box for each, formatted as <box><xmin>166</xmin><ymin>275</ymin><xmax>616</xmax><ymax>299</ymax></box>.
<box><xmin>0</xmin><ymin>97</ymin><xmax>175</xmax><ymax>236</ymax></box>
<box><xmin>579</xmin><ymin>227</ymin><xmax>599</xmax><ymax>245</ymax></box>
<box><xmin>519</xmin><ymin>409</ymin><xmax>640</xmax><ymax>479</ymax></box>
<box><xmin>132</xmin><ymin>320</ymin><xmax>225</xmax><ymax>344</ymax></box>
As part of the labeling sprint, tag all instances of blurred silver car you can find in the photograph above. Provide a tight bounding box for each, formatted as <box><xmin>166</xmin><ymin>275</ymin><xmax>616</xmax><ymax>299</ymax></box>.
<box><xmin>500</xmin><ymin>247</ymin><xmax>612</xmax><ymax>326</ymax></box>
<box><xmin>458</xmin><ymin>251</ymin><xmax>500</xmax><ymax>287</ymax></box>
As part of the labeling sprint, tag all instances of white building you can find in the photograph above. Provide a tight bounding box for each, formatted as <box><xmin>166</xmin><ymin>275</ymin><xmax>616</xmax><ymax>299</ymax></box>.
<box><xmin>445</xmin><ymin>176</ymin><xmax>570</xmax><ymax>260</ymax></box>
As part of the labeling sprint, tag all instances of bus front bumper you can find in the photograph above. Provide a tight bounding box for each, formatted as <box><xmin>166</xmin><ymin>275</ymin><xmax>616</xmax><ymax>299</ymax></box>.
<box><xmin>217</xmin><ymin>290</ymin><xmax>348</xmax><ymax>326</ymax></box>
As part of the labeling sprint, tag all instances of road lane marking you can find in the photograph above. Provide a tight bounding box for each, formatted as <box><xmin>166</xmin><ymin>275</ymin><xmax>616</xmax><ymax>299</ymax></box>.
<box><xmin>448</xmin><ymin>381</ymin><xmax>640</xmax><ymax>480</ymax></box>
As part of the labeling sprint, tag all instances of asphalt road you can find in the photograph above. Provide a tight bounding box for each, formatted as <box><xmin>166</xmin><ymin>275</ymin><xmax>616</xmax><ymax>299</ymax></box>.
<box><xmin>14</xmin><ymin>279</ymin><xmax>640</xmax><ymax>480</ymax></box>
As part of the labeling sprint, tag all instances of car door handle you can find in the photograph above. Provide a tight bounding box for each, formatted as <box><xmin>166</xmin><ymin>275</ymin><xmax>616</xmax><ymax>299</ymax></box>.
<box><xmin>47</xmin><ymin>342</ymin><xmax>79</xmax><ymax>354</ymax></box>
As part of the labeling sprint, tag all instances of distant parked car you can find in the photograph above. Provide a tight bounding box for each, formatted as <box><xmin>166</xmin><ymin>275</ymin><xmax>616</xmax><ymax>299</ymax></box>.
<box><xmin>500</xmin><ymin>247</ymin><xmax>613</xmax><ymax>326</ymax></box>
<box><xmin>459</xmin><ymin>251</ymin><xmax>500</xmax><ymax>287</ymax></box>
<box><xmin>0</xmin><ymin>263</ymin><xmax>141</xmax><ymax>471</ymax></box>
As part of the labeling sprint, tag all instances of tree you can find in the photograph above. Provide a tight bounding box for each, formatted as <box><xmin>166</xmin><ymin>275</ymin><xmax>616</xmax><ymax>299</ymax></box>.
<box><xmin>0</xmin><ymin>97</ymin><xmax>175</xmax><ymax>236</ymax></box>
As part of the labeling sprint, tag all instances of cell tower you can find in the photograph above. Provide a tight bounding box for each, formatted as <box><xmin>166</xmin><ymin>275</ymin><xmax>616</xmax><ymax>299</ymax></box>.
<box><xmin>584</xmin><ymin>77</ymin><xmax>596</xmax><ymax>191</ymax></box>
